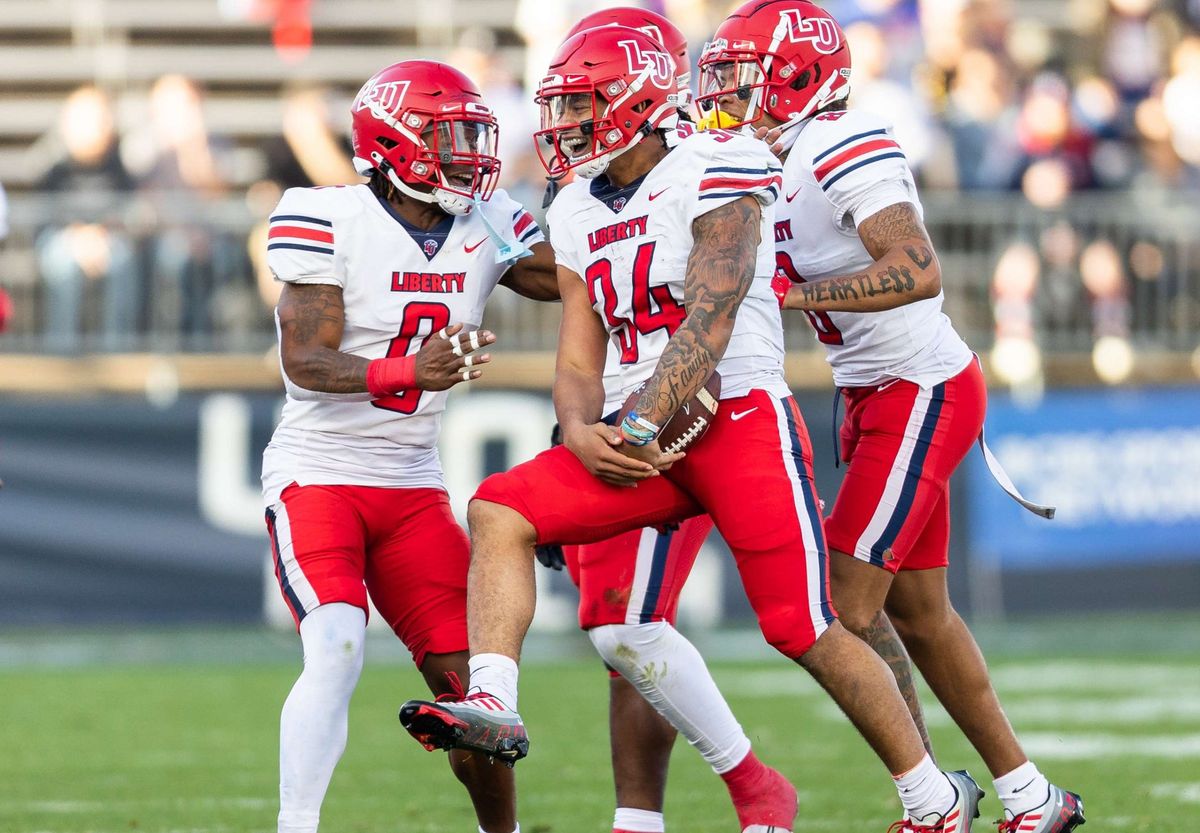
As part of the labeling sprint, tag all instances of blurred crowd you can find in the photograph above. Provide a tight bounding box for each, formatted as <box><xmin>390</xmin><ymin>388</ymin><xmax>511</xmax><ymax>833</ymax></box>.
<box><xmin>1</xmin><ymin>0</ymin><xmax>1197</xmax><ymax>366</ymax></box>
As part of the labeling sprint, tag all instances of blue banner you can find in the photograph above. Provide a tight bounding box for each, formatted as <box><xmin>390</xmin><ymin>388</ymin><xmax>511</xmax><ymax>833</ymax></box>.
<box><xmin>966</xmin><ymin>386</ymin><xmax>1200</xmax><ymax>570</ymax></box>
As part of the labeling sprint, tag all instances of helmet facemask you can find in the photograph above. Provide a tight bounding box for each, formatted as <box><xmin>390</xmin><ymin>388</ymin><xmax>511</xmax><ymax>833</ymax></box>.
<box><xmin>359</xmin><ymin>102</ymin><xmax>501</xmax><ymax>216</ymax></box>
<box><xmin>535</xmin><ymin>70</ymin><xmax>675</xmax><ymax>180</ymax></box>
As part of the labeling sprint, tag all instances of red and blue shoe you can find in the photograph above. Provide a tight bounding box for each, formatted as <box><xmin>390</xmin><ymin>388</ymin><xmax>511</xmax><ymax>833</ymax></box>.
<box><xmin>997</xmin><ymin>785</ymin><xmax>1085</xmax><ymax>833</ymax></box>
<box><xmin>399</xmin><ymin>676</ymin><xmax>529</xmax><ymax>767</ymax></box>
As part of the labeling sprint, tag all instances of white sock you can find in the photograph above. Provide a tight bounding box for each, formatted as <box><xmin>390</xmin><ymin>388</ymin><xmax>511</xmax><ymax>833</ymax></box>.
<box><xmin>613</xmin><ymin>807</ymin><xmax>665</xmax><ymax>832</ymax></box>
<box><xmin>589</xmin><ymin>621</ymin><xmax>751</xmax><ymax>774</ymax></box>
<box><xmin>994</xmin><ymin>760</ymin><xmax>1049</xmax><ymax>817</ymax></box>
<box><xmin>278</xmin><ymin>603</ymin><xmax>366</xmax><ymax>833</ymax></box>
<box><xmin>468</xmin><ymin>652</ymin><xmax>520</xmax><ymax>711</ymax></box>
<box><xmin>478</xmin><ymin>825</ymin><xmax>519</xmax><ymax>833</ymax></box>
<box><xmin>894</xmin><ymin>754</ymin><xmax>955</xmax><ymax>821</ymax></box>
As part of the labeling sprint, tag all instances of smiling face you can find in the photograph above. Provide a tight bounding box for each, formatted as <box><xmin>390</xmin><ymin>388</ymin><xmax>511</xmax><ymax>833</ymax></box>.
<box><xmin>419</xmin><ymin>117</ymin><xmax>499</xmax><ymax>196</ymax></box>
<box><xmin>542</xmin><ymin>91</ymin><xmax>604</xmax><ymax>161</ymax></box>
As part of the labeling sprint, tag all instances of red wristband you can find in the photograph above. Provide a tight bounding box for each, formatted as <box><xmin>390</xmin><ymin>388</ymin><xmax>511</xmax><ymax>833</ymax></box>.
<box><xmin>771</xmin><ymin>273</ymin><xmax>791</xmax><ymax>309</ymax></box>
<box><xmin>366</xmin><ymin>356</ymin><xmax>417</xmax><ymax>397</ymax></box>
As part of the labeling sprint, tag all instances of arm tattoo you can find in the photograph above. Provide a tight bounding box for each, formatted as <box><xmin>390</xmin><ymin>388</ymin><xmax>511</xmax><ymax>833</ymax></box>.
<box><xmin>857</xmin><ymin>202</ymin><xmax>928</xmax><ymax>259</ymax></box>
<box><xmin>862</xmin><ymin>609</ymin><xmax>936</xmax><ymax>760</ymax></box>
<box><xmin>905</xmin><ymin>244</ymin><xmax>934</xmax><ymax>270</ymax></box>
<box><xmin>788</xmin><ymin>202</ymin><xmax>939</xmax><ymax>312</ymax></box>
<box><xmin>793</xmin><ymin>264</ymin><xmax>920</xmax><ymax>306</ymax></box>
<box><xmin>634</xmin><ymin>197</ymin><xmax>761</xmax><ymax>423</ymax></box>
<box><xmin>279</xmin><ymin>284</ymin><xmax>370</xmax><ymax>393</ymax></box>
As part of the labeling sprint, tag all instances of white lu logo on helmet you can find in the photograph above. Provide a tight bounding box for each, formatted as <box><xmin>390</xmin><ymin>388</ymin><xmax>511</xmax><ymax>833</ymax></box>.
<box><xmin>357</xmin><ymin>79</ymin><xmax>411</xmax><ymax>116</ymax></box>
<box><xmin>636</xmin><ymin>24</ymin><xmax>665</xmax><ymax>47</ymax></box>
<box><xmin>780</xmin><ymin>10</ymin><xmax>841</xmax><ymax>55</ymax></box>
<box><xmin>619</xmin><ymin>39</ymin><xmax>674</xmax><ymax>90</ymax></box>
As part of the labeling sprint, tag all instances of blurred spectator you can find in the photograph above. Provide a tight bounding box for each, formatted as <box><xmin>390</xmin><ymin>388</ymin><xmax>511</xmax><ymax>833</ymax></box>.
<box><xmin>257</xmin><ymin>85</ymin><xmax>358</xmax><ymax>191</ymax></box>
<box><xmin>943</xmin><ymin>48</ymin><xmax>1023</xmax><ymax>188</ymax></box>
<box><xmin>35</xmin><ymin>86</ymin><xmax>137</xmax><ymax>352</ymax></box>
<box><xmin>279</xmin><ymin>86</ymin><xmax>359</xmax><ymax>187</ymax></box>
<box><xmin>844</xmin><ymin>18</ymin><xmax>937</xmax><ymax>170</ymax></box>
<box><xmin>1103</xmin><ymin>0</ymin><xmax>1168</xmax><ymax>99</ymax></box>
<box><xmin>450</xmin><ymin>28</ymin><xmax>543</xmax><ymax>208</ymax></box>
<box><xmin>247</xmin><ymin>85</ymin><xmax>357</xmax><ymax>314</ymax></box>
<box><xmin>128</xmin><ymin>75</ymin><xmax>239</xmax><ymax>344</ymax></box>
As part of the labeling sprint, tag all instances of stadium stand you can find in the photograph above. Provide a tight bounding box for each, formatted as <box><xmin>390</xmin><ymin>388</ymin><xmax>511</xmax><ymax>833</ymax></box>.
<box><xmin>0</xmin><ymin>0</ymin><xmax>1196</xmax><ymax>391</ymax></box>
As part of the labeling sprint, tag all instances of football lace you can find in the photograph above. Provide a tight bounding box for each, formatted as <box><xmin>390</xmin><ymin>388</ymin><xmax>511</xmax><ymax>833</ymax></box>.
<box><xmin>663</xmin><ymin>416</ymin><xmax>708</xmax><ymax>454</ymax></box>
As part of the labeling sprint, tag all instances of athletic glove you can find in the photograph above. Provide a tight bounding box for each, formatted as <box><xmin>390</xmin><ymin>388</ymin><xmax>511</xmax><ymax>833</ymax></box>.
<box><xmin>534</xmin><ymin>544</ymin><xmax>565</xmax><ymax>571</ymax></box>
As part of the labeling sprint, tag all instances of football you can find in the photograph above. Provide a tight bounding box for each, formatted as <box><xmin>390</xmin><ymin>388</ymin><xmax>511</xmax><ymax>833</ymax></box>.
<box><xmin>619</xmin><ymin>371</ymin><xmax>722</xmax><ymax>454</ymax></box>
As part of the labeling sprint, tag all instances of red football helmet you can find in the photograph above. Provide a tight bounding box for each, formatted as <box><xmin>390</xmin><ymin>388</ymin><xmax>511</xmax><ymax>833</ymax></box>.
<box><xmin>350</xmin><ymin>60</ymin><xmax>500</xmax><ymax>215</ymax></box>
<box><xmin>534</xmin><ymin>26</ymin><xmax>679</xmax><ymax>179</ymax></box>
<box><xmin>564</xmin><ymin>7</ymin><xmax>692</xmax><ymax>110</ymax></box>
<box><xmin>697</xmin><ymin>0</ymin><xmax>851</xmax><ymax>128</ymax></box>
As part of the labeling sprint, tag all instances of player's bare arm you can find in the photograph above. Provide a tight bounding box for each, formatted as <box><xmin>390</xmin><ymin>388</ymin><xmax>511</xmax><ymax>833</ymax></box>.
<box><xmin>278</xmin><ymin>282</ymin><xmax>494</xmax><ymax>394</ymax></box>
<box><xmin>554</xmin><ymin>265</ymin><xmax>657</xmax><ymax>486</ymax></box>
<box><xmin>499</xmin><ymin>241</ymin><xmax>561</xmax><ymax>301</ymax></box>
<box><xmin>630</xmin><ymin>195</ymin><xmax>761</xmax><ymax>431</ymax></box>
<box><xmin>277</xmin><ymin>283</ymin><xmax>369</xmax><ymax>392</ymax></box>
<box><xmin>777</xmin><ymin>202</ymin><xmax>940</xmax><ymax>314</ymax></box>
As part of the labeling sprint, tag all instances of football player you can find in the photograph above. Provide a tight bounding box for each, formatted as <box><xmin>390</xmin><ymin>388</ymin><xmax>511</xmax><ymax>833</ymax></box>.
<box><xmin>261</xmin><ymin>60</ymin><xmax>557</xmax><ymax>833</ymax></box>
<box><xmin>697</xmin><ymin>3</ymin><xmax>1085</xmax><ymax>832</ymax></box>
<box><xmin>534</xmin><ymin>10</ymin><xmax>715</xmax><ymax>833</ymax></box>
<box><xmin>401</xmin><ymin>26</ymin><xmax>983</xmax><ymax>833</ymax></box>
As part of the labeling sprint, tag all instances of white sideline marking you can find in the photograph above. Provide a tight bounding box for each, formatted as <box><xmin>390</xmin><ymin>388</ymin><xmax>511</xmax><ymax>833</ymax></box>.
<box><xmin>720</xmin><ymin>662</ymin><xmax>1200</xmax><ymax>699</ymax></box>
<box><xmin>1018</xmin><ymin>732</ymin><xmax>1200</xmax><ymax>759</ymax></box>
<box><xmin>989</xmin><ymin>662</ymin><xmax>1200</xmax><ymax>692</ymax></box>
<box><xmin>911</xmin><ymin>694</ymin><xmax>1200</xmax><ymax>726</ymax></box>
<box><xmin>1005</xmin><ymin>695</ymin><xmax>1200</xmax><ymax>723</ymax></box>
<box><xmin>21</xmin><ymin>800</ymin><xmax>104</xmax><ymax>812</ymax></box>
<box><xmin>18</xmin><ymin>796</ymin><xmax>269</xmax><ymax>812</ymax></box>
<box><xmin>1149</xmin><ymin>783</ymin><xmax>1200</xmax><ymax>804</ymax></box>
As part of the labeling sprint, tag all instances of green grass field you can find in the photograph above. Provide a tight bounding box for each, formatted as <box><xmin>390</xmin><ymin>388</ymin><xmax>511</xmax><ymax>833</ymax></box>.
<box><xmin>1</xmin><ymin>618</ymin><xmax>1198</xmax><ymax>832</ymax></box>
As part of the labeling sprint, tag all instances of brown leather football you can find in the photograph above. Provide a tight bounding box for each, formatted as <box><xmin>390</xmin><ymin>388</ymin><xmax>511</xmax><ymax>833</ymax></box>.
<box><xmin>619</xmin><ymin>370</ymin><xmax>722</xmax><ymax>454</ymax></box>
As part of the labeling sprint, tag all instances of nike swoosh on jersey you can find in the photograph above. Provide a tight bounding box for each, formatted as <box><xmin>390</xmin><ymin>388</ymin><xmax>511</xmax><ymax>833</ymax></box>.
<box><xmin>730</xmin><ymin>408</ymin><xmax>758</xmax><ymax>421</ymax></box>
<box><xmin>786</xmin><ymin>187</ymin><xmax>802</xmax><ymax>202</ymax></box>
<box><xmin>463</xmin><ymin>237</ymin><xmax>488</xmax><ymax>254</ymax></box>
<box><xmin>648</xmin><ymin>188</ymin><xmax>670</xmax><ymax>201</ymax></box>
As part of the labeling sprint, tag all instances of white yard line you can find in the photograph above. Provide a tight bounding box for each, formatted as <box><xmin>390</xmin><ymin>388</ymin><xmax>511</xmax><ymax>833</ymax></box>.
<box><xmin>1149</xmin><ymin>783</ymin><xmax>1200</xmax><ymax>804</ymax></box>
<box><xmin>1018</xmin><ymin>732</ymin><xmax>1200</xmax><ymax>759</ymax></box>
<box><xmin>989</xmin><ymin>662</ymin><xmax>1200</xmax><ymax>693</ymax></box>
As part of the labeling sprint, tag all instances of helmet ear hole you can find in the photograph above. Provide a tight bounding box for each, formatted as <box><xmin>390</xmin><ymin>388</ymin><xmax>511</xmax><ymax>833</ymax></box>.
<box><xmin>791</xmin><ymin>70</ymin><xmax>811</xmax><ymax>91</ymax></box>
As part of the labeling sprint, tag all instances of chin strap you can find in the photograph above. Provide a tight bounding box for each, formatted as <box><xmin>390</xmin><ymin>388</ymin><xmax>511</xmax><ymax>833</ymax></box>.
<box><xmin>385</xmin><ymin>167</ymin><xmax>474</xmax><ymax>216</ymax></box>
<box><xmin>541</xmin><ymin>175</ymin><xmax>564</xmax><ymax>209</ymax></box>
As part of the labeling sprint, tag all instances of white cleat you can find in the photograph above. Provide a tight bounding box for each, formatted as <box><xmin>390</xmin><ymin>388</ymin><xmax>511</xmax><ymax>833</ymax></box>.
<box><xmin>892</xmin><ymin>770</ymin><xmax>984</xmax><ymax>833</ymax></box>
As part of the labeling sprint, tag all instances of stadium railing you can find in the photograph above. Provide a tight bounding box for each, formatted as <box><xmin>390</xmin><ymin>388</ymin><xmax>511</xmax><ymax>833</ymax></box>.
<box><xmin>0</xmin><ymin>189</ymin><xmax>1197</xmax><ymax>388</ymax></box>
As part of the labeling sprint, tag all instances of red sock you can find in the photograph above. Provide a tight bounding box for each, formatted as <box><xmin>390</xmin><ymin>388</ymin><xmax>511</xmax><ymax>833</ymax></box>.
<box><xmin>720</xmin><ymin>751</ymin><xmax>798</xmax><ymax>831</ymax></box>
<box><xmin>720</xmin><ymin>749</ymin><xmax>769</xmax><ymax>796</ymax></box>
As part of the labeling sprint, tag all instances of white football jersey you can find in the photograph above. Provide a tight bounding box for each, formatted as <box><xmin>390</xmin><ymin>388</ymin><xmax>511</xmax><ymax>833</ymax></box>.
<box><xmin>261</xmin><ymin>184</ymin><xmax>543</xmax><ymax>503</ymax></box>
<box><xmin>547</xmin><ymin>130</ymin><xmax>791</xmax><ymax>404</ymax></box>
<box><xmin>775</xmin><ymin>109</ymin><xmax>972</xmax><ymax>388</ymax></box>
